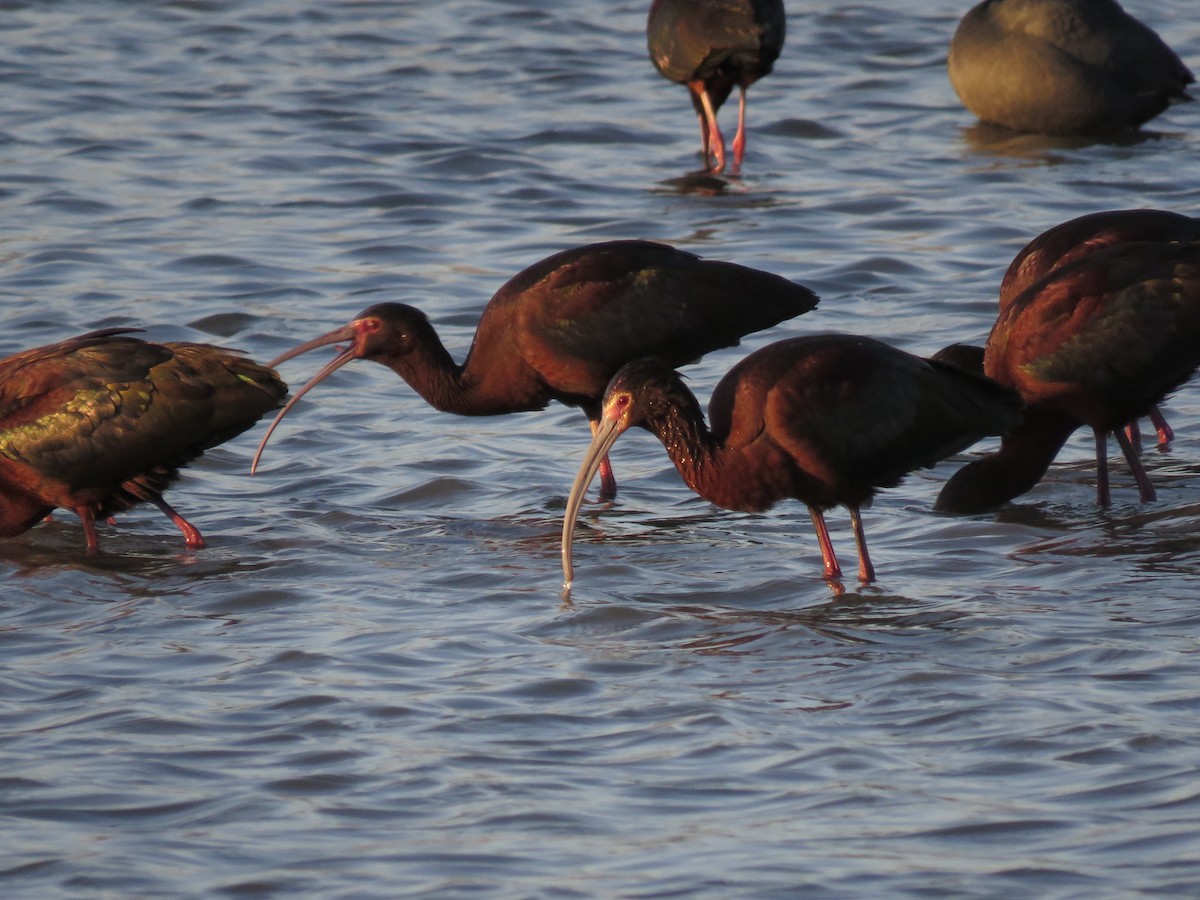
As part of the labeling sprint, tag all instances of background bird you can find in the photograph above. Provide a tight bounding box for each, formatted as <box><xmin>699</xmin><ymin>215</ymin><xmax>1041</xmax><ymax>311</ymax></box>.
<box><xmin>253</xmin><ymin>240</ymin><xmax>817</xmax><ymax>501</ymax></box>
<box><xmin>0</xmin><ymin>328</ymin><xmax>286</xmax><ymax>552</ymax></box>
<box><xmin>562</xmin><ymin>334</ymin><xmax>1022</xmax><ymax>587</ymax></box>
<box><xmin>647</xmin><ymin>0</ymin><xmax>786</xmax><ymax>172</ymax></box>
<box><xmin>947</xmin><ymin>0</ymin><xmax>1194</xmax><ymax>135</ymax></box>
<box><xmin>936</xmin><ymin>238</ymin><xmax>1200</xmax><ymax>514</ymax></box>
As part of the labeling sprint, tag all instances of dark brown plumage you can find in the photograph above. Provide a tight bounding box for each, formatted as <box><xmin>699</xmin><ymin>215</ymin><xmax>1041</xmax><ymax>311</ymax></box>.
<box><xmin>648</xmin><ymin>0</ymin><xmax>786</xmax><ymax>172</ymax></box>
<box><xmin>947</xmin><ymin>0</ymin><xmax>1194</xmax><ymax>135</ymax></box>
<box><xmin>562</xmin><ymin>335</ymin><xmax>1022</xmax><ymax>586</ymax></box>
<box><xmin>253</xmin><ymin>240</ymin><xmax>818</xmax><ymax>501</ymax></box>
<box><xmin>936</xmin><ymin>235</ymin><xmax>1200</xmax><ymax>513</ymax></box>
<box><xmin>0</xmin><ymin>329</ymin><xmax>286</xmax><ymax>552</ymax></box>
<box><xmin>940</xmin><ymin>210</ymin><xmax>1200</xmax><ymax>447</ymax></box>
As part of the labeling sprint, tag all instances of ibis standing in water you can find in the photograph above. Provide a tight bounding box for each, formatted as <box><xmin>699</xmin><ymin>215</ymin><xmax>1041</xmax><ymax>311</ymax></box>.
<box><xmin>253</xmin><ymin>240</ymin><xmax>818</xmax><ymax>501</ymax></box>
<box><xmin>647</xmin><ymin>0</ymin><xmax>786</xmax><ymax>172</ymax></box>
<box><xmin>937</xmin><ymin>209</ymin><xmax>1200</xmax><ymax>448</ymax></box>
<box><xmin>561</xmin><ymin>334</ymin><xmax>1023</xmax><ymax>587</ymax></box>
<box><xmin>0</xmin><ymin>328</ymin><xmax>286</xmax><ymax>553</ymax></box>
<box><xmin>997</xmin><ymin>208</ymin><xmax>1200</xmax><ymax>449</ymax></box>
<box><xmin>936</xmin><ymin>236</ymin><xmax>1200</xmax><ymax>513</ymax></box>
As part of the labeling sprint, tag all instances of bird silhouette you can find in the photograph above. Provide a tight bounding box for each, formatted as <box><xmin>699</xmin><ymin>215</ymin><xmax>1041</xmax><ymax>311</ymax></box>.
<box><xmin>936</xmin><ymin>237</ymin><xmax>1200</xmax><ymax>513</ymax></box>
<box><xmin>562</xmin><ymin>334</ymin><xmax>1022</xmax><ymax>587</ymax></box>
<box><xmin>0</xmin><ymin>329</ymin><xmax>286</xmax><ymax>552</ymax></box>
<box><xmin>253</xmin><ymin>240</ymin><xmax>817</xmax><ymax>501</ymax></box>
<box><xmin>948</xmin><ymin>0</ymin><xmax>1194</xmax><ymax>135</ymax></box>
<box><xmin>647</xmin><ymin>0</ymin><xmax>786</xmax><ymax>172</ymax></box>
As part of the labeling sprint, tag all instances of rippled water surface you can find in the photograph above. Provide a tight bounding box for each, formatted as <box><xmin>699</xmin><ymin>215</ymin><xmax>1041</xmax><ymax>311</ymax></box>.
<box><xmin>3</xmin><ymin>0</ymin><xmax>1200</xmax><ymax>895</ymax></box>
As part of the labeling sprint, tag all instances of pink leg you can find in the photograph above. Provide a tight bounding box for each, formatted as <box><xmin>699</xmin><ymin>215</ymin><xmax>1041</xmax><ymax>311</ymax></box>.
<box><xmin>125</xmin><ymin>482</ymin><xmax>206</xmax><ymax>547</ymax></box>
<box><xmin>731</xmin><ymin>87</ymin><xmax>748</xmax><ymax>171</ymax></box>
<box><xmin>597</xmin><ymin>456</ymin><xmax>618</xmax><ymax>503</ymax></box>
<box><xmin>1113</xmin><ymin>427</ymin><xmax>1156</xmax><ymax>503</ymax></box>
<box><xmin>694</xmin><ymin>85</ymin><xmax>726</xmax><ymax>173</ymax></box>
<box><xmin>808</xmin><ymin>507</ymin><xmax>842</xmax><ymax>580</ymax></box>
<box><xmin>74</xmin><ymin>507</ymin><xmax>100</xmax><ymax>554</ymax></box>
<box><xmin>849</xmin><ymin>507</ymin><xmax>875</xmax><ymax>583</ymax></box>
<box><xmin>144</xmin><ymin>493</ymin><xmax>206</xmax><ymax>548</ymax></box>
<box><xmin>589</xmin><ymin>420</ymin><xmax>618</xmax><ymax>502</ymax></box>
<box><xmin>1149</xmin><ymin>406</ymin><xmax>1174</xmax><ymax>447</ymax></box>
<box><xmin>1125</xmin><ymin>419</ymin><xmax>1143</xmax><ymax>455</ymax></box>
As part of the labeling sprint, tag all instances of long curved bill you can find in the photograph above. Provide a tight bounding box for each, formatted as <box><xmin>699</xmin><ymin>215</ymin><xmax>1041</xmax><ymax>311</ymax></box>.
<box><xmin>251</xmin><ymin>324</ymin><xmax>359</xmax><ymax>474</ymax></box>
<box><xmin>561</xmin><ymin>415</ymin><xmax>627</xmax><ymax>589</ymax></box>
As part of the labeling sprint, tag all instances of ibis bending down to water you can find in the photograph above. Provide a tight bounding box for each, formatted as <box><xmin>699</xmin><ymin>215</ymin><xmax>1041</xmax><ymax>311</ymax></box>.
<box><xmin>947</xmin><ymin>0</ymin><xmax>1194</xmax><ymax>135</ymax></box>
<box><xmin>561</xmin><ymin>335</ymin><xmax>1022</xmax><ymax>586</ymax></box>
<box><xmin>0</xmin><ymin>329</ymin><xmax>286</xmax><ymax>552</ymax></box>
<box><xmin>647</xmin><ymin>0</ymin><xmax>786</xmax><ymax>172</ymax></box>
<box><xmin>253</xmin><ymin>240</ymin><xmax>817</xmax><ymax>501</ymax></box>
<box><xmin>936</xmin><ymin>237</ymin><xmax>1200</xmax><ymax>513</ymax></box>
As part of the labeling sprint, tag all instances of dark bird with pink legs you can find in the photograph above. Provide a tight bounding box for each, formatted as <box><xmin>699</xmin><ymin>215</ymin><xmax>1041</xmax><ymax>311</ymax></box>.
<box><xmin>562</xmin><ymin>335</ymin><xmax>1022</xmax><ymax>588</ymax></box>
<box><xmin>937</xmin><ymin>234</ymin><xmax>1200</xmax><ymax>513</ymax></box>
<box><xmin>0</xmin><ymin>329</ymin><xmax>286</xmax><ymax>553</ymax></box>
<box><xmin>253</xmin><ymin>240</ymin><xmax>817</xmax><ymax>501</ymax></box>
<box><xmin>647</xmin><ymin>0</ymin><xmax>785</xmax><ymax>173</ymax></box>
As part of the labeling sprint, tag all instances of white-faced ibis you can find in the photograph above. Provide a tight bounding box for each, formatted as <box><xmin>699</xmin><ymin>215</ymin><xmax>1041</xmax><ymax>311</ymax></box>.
<box><xmin>947</xmin><ymin>0</ymin><xmax>1194</xmax><ymax>135</ymax></box>
<box><xmin>561</xmin><ymin>335</ymin><xmax>1023</xmax><ymax>587</ymax></box>
<box><xmin>253</xmin><ymin>240</ymin><xmax>817</xmax><ymax>501</ymax></box>
<box><xmin>940</xmin><ymin>209</ymin><xmax>1200</xmax><ymax>447</ymax></box>
<box><xmin>0</xmin><ymin>328</ymin><xmax>286</xmax><ymax>553</ymax></box>
<box><xmin>936</xmin><ymin>236</ymin><xmax>1200</xmax><ymax>513</ymax></box>
<box><xmin>1001</xmin><ymin>209</ymin><xmax>1200</xmax><ymax>448</ymax></box>
<box><xmin>647</xmin><ymin>0</ymin><xmax>786</xmax><ymax>172</ymax></box>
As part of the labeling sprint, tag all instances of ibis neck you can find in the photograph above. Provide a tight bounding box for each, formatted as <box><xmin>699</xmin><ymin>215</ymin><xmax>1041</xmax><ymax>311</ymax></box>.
<box><xmin>379</xmin><ymin>336</ymin><xmax>506</xmax><ymax>417</ymax></box>
<box><xmin>935</xmin><ymin>410</ymin><xmax>1077</xmax><ymax>513</ymax></box>
<box><xmin>642</xmin><ymin>397</ymin><xmax>740</xmax><ymax>508</ymax></box>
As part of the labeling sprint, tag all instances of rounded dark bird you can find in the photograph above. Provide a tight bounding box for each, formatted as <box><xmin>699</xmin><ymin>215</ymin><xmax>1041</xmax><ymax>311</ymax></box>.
<box><xmin>940</xmin><ymin>209</ymin><xmax>1200</xmax><ymax>447</ymax></box>
<box><xmin>947</xmin><ymin>0</ymin><xmax>1194</xmax><ymax>135</ymax></box>
<box><xmin>1001</xmin><ymin>209</ymin><xmax>1200</xmax><ymax>448</ymax></box>
<box><xmin>562</xmin><ymin>335</ymin><xmax>1022</xmax><ymax>587</ymax></box>
<box><xmin>936</xmin><ymin>237</ymin><xmax>1200</xmax><ymax>514</ymax></box>
<box><xmin>253</xmin><ymin>240</ymin><xmax>818</xmax><ymax>501</ymax></box>
<box><xmin>0</xmin><ymin>329</ymin><xmax>286</xmax><ymax>552</ymax></box>
<box><xmin>648</xmin><ymin>0</ymin><xmax>786</xmax><ymax>172</ymax></box>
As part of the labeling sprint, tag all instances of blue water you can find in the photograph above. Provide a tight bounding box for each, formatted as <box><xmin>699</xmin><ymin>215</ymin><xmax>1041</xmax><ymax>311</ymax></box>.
<box><xmin>2</xmin><ymin>0</ymin><xmax>1200</xmax><ymax>895</ymax></box>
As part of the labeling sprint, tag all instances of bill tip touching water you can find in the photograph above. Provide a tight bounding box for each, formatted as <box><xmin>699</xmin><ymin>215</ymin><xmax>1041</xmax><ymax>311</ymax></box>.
<box><xmin>561</xmin><ymin>336</ymin><xmax>1023</xmax><ymax>588</ymax></box>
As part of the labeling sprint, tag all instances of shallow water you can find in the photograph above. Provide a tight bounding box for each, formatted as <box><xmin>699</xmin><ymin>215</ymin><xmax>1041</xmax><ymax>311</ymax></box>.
<box><xmin>2</xmin><ymin>0</ymin><xmax>1200</xmax><ymax>895</ymax></box>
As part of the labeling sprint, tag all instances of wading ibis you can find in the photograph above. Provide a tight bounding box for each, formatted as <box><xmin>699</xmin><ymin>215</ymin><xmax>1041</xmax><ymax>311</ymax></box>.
<box><xmin>0</xmin><ymin>328</ymin><xmax>286</xmax><ymax>553</ymax></box>
<box><xmin>941</xmin><ymin>209</ymin><xmax>1200</xmax><ymax>448</ymax></box>
<box><xmin>948</xmin><ymin>0</ymin><xmax>1194</xmax><ymax>135</ymax></box>
<box><xmin>253</xmin><ymin>240</ymin><xmax>817</xmax><ymax>501</ymax></box>
<box><xmin>562</xmin><ymin>334</ymin><xmax>1022</xmax><ymax>587</ymax></box>
<box><xmin>648</xmin><ymin>0</ymin><xmax>786</xmax><ymax>172</ymax></box>
<box><xmin>936</xmin><ymin>237</ymin><xmax>1200</xmax><ymax>513</ymax></box>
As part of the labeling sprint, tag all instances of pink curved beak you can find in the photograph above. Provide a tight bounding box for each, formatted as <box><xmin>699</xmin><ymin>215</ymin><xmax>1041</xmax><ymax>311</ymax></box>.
<box><xmin>251</xmin><ymin>324</ymin><xmax>359</xmax><ymax>474</ymax></box>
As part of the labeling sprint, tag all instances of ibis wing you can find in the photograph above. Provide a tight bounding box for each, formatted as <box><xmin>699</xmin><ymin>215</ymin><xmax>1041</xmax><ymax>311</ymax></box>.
<box><xmin>499</xmin><ymin>242</ymin><xmax>815</xmax><ymax>396</ymax></box>
<box><xmin>0</xmin><ymin>336</ymin><xmax>284</xmax><ymax>485</ymax></box>
<box><xmin>648</xmin><ymin>0</ymin><xmax>774</xmax><ymax>83</ymax></box>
